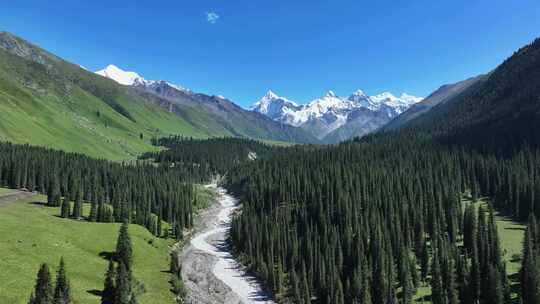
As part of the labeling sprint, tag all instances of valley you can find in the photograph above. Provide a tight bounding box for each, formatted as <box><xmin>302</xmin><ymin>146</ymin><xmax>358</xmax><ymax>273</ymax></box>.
<box><xmin>182</xmin><ymin>185</ymin><xmax>274</xmax><ymax>304</ymax></box>
<box><xmin>1</xmin><ymin>4</ymin><xmax>540</xmax><ymax>304</ymax></box>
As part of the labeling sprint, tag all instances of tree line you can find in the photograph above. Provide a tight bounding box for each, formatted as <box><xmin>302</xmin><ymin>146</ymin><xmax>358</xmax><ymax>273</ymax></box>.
<box><xmin>0</xmin><ymin>142</ymin><xmax>196</xmax><ymax>239</ymax></box>
<box><xmin>142</xmin><ymin>136</ymin><xmax>286</xmax><ymax>183</ymax></box>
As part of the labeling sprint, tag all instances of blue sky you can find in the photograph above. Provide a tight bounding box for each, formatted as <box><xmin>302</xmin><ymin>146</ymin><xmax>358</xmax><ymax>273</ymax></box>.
<box><xmin>3</xmin><ymin>0</ymin><xmax>540</xmax><ymax>107</ymax></box>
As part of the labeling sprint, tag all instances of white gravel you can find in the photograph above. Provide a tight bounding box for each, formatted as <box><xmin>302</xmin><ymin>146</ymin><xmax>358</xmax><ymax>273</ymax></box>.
<box><xmin>188</xmin><ymin>185</ymin><xmax>275</xmax><ymax>304</ymax></box>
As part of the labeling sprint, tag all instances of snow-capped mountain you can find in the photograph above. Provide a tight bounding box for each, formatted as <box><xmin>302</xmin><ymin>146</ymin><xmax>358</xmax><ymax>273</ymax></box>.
<box><xmin>95</xmin><ymin>64</ymin><xmax>146</xmax><ymax>86</ymax></box>
<box><xmin>251</xmin><ymin>89</ymin><xmax>422</xmax><ymax>142</ymax></box>
<box><xmin>95</xmin><ymin>64</ymin><xmax>190</xmax><ymax>92</ymax></box>
<box><xmin>250</xmin><ymin>90</ymin><xmax>301</xmax><ymax>121</ymax></box>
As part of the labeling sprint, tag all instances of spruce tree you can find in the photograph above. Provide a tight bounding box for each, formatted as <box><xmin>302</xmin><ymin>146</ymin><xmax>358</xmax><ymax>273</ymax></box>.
<box><xmin>101</xmin><ymin>259</ymin><xmax>116</xmax><ymax>304</ymax></box>
<box><xmin>89</xmin><ymin>200</ymin><xmax>98</xmax><ymax>222</ymax></box>
<box><xmin>32</xmin><ymin>263</ymin><xmax>53</xmax><ymax>304</ymax></box>
<box><xmin>400</xmin><ymin>250</ymin><xmax>414</xmax><ymax>304</ymax></box>
<box><xmin>60</xmin><ymin>198</ymin><xmax>70</xmax><ymax>219</ymax></box>
<box><xmin>71</xmin><ymin>191</ymin><xmax>82</xmax><ymax>219</ymax></box>
<box><xmin>115</xmin><ymin>262</ymin><xmax>131</xmax><ymax>304</ymax></box>
<box><xmin>116</xmin><ymin>223</ymin><xmax>133</xmax><ymax>272</ymax></box>
<box><xmin>53</xmin><ymin>258</ymin><xmax>71</xmax><ymax>304</ymax></box>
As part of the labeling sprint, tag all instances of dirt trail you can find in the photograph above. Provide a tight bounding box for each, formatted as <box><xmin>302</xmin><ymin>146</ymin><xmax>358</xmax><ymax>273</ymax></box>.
<box><xmin>0</xmin><ymin>190</ymin><xmax>37</xmax><ymax>207</ymax></box>
<box><xmin>180</xmin><ymin>185</ymin><xmax>275</xmax><ymax>304</ymax></box>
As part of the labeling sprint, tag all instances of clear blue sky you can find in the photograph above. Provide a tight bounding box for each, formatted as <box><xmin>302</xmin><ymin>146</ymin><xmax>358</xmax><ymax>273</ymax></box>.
<box><xmin>3</xmin><ymin>0</ymin><xmax>540</xmax><ymax>107</ymax></box>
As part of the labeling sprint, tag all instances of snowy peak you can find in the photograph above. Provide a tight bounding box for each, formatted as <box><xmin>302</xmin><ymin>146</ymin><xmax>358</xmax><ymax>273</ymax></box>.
<box><xmin>95</xmin><ymin>64</ymin><xmax>190</xmax><ymax>93</ymax></box>
<box><xmin>370</xmin><ymin>92</ymin><xmax>423</xmax><ymax>115</ymax></box>
<box><xmin>251</xmin><ymin>90</ymin><xmax>301</xmax><ymax>121</ymax></box>
<box><xmin>324</xmin><ymin>90</ymin><xmax>337</xmax><ymax>98</ymax></box>
<box><xmin>263</xmin><ymin>90</ymin><xmax>279</xmax><ymax>100</ymax></box>
<box><xmin>399</xmin><ymin>93</ymin><xmax>424</xmax><ymax>104</ymax></box>
<box><xmin>95</xmin><ymin>64</ymin><xmax>146</xmax><ymax>86</ymax></box>
<box><xmin>251</xmin><ymin>89</ymin><xmax>423</xmax><ymax>138</ymax></box>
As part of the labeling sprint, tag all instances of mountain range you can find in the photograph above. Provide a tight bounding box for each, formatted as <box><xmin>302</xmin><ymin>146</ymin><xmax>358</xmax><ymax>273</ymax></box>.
<box><xmin>93</xmin><ymin>64</ymin><xmax>317</xmax><ymax>144</ymax></box>
<box><xmin>0</xmin><ymin>31</ymin><xmax>318</xmax><ymax>160</ymax></box>
<box><xmin>251</xmin><ymin>89</ymin><xmax>422</xmax><ymax>143</ymax></box>
<box><xmin>4</xmin><ymin>29</ymin><xmax>530</xmax><ymax>157</ymax></box>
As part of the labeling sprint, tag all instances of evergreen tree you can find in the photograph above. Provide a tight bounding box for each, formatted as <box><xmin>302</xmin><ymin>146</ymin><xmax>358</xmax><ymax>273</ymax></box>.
<box><xmin>53</xmin><ymin>258</ymin><xmax>71</xmax><ymax>304</ymax></box>
<box><xmin>101</xmin><ymin>259</ymin><xmax>116</xmax><ymax>304</ymax></box>
<box><xmin>116</xmin><ymin>223</ymin><xmax>133</xmax><ymax>272</ymax></box>
<box><xmin>89</xmin><ymin>200</ymin><xmax>98</xmax><ymax>222</ymax></box>
<box><xmin>115</xmin><ymin>262</ymin><xmax>131</xmax><ymax>304</ymax></box>
<box><xmin>60</xmin><ymin>198</ymin><xmax>70</xmax><ymax>219</ymax></box>
<box><xmin>32</xmin><ymin>263</ymin><xmax>53</xmax><ymax>304</ymax></box>
<box><xmin>71</xmin><ymin>191</ymin><xmax>82</xmax><ymax>219</ymax></box>
<box><xmin>399</xmin><ymin>250</ymin><xmax>414</xmax><ymax>304</ymax></box>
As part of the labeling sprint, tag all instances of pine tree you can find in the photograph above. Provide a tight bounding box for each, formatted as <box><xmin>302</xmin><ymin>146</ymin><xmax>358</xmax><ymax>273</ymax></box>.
<box><xmin>115</xmin><ymin>262</ymin><xmax>131</xmax><ymax>304</ymax></box>
<box><xmin>420</xmin><ymin>239</ymin><xmax>429</xmax><ymax>282</ymax></box>
<box><xmin>53</xmin><ymin>258</ymin><xmax>71</xmax><ymax>304</ymax></box>
<box><xmin>71</xmin><ymin>191</ymin><xmax>82</xmax><ymax>219</ymax></box>
<box><xmin>101</xmin><ymin>259</ymin><xmax>116</xmax><ymax>304</ymax></box>
<box><xmin>28</xmin><ymin>293</ymin><xmax>36</xmax><ymax>304</ymax></box>
<box><xmin>116</xmin><ymin>223</ymin><xmax>133</xmax><ymax>272</ymax></box>
<box><xmin>89</xmin><ymin>200</ymin><xmax>98</xmax><ymax>222</ymax></box>
<box><xmin>431</xmin><ymin>252</ymin><xmax>447</xmax><ymax>304</ymax></box>
<box><xmin>399</xmin><ymin>250</ymin><xmax>414</xmax><ymax>304</ymax></box>
<box><xmin>60</xmin><ymin>198</ymin><xmax>70</xmax><ymax>219</ymax></box>
<box><xmin>32</xmin><ymin>263</ymin><xmax>53</xmax><ymax>304</ymax></box>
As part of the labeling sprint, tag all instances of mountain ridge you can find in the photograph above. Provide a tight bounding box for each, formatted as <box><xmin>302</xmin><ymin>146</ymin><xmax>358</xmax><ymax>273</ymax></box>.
<box><xmin>251</xmin><ymin>89</ymin><xmax>422</xmax><ymax>142</ymax></box>
<box><xmin>94</xmin><ymin>64</ymin><xmax>319</xmax><ymax>144</ymax></box>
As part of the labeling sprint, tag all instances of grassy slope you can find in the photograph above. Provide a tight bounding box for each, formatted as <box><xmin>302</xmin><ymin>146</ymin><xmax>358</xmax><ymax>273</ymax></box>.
<box><xmin>0</xmin><ymin>45</ymin><xmax>208</xmax><ymax>161</ymax></box>
<box><xmin>0</xmin><ymin>195</ymin><xmax>174</xmax><ymax>304</ymax></box>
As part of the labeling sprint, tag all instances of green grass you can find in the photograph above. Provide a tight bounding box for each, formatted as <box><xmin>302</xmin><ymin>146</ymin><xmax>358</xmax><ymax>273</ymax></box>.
<box><xmin>0</xmin><ymin>47</ymin><xmax>209</xmax><ymax>161</ymax></box>
<box><xmin>194</xmin><ymin>184</ymin><xmax>216</xmax><ymax>210</ymax></box>
<box><xmin>466</xmin><ymin>198</ymin><xmax>526</xmax><ymax>275</ymax></box>
<box><xmin>0</xmin><ymin>195</ymin><xmax>175</xmax><ymax>304</ymax></box>
<box><xmin>0</xmin><ymin>187</ymin><xmax>15</xmax><ymax>194</ymax></box>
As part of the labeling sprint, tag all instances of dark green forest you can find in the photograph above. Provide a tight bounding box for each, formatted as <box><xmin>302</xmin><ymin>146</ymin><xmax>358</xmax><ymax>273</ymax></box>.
<box><xmin>141</xmin><ymin>136</ymin><xmax>287</xmax><ymax>182</ymax></box>
<box><xmin>226</xmin><ymin>134</ymin><xmax>540</xmax><ymax>303</ymax></box>
<box><xmin>0</xmin><ymin>142</ymin><xmax>195</xmax><ymax>238</ymax></box>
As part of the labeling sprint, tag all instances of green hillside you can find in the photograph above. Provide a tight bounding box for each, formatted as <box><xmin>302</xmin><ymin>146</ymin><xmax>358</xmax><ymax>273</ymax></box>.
<box><xmin>0</xmin><ymin>32</ymin><xmax>211</xmax><ymax>160</ymax></box>
<box><xmin>0</xmin><ymin>195</ymin><xmax>174</xmax><ymax>304</ymax></box>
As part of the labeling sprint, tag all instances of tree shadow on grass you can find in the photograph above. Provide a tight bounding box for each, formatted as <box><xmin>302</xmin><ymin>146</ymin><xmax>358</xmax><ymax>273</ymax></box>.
<box><xmin>505</xmin><ymin>227</ymin><xmax>526</xmax><ymax>231</ymax></box>
<box><xmin>415</xmin><ymin>295</ymin><xmax>432</xmax><ymax>302</ymax></box>
<box><xmin>87</xmin><ymin>289</ymin><xmax>102</xmax><ymax>297</ymax></box>
<box><xmin>29</xmin><ymin>201</ymin><xmax>47</xmax><ymax>206</ymax></box>
<box><xmin>99</xmin><ymin>251</ymin><xmax>115</xmax><ymax>261</ymax></box>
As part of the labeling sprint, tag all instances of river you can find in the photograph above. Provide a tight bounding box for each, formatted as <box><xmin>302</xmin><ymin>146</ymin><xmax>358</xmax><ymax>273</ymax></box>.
<box><xmin>181</xmin><ymin>185</ymin><xmax>275</xmax><ymax>304</ymax></box>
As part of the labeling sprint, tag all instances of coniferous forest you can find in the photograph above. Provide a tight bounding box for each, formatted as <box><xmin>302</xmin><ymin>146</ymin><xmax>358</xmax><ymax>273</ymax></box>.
<box><xmin>141</xmin><ymin>136</ymin><xmax>286</xmax><ymax>182</ymax></box>
<box><xmin>0</xmin><ymin>142</ymin><xmax>195</xmax><ymax>238</ymax></box>
<box><xmin>221</xmin><ymin>37</ymin><xmax>540</xmax><ymax>304</ymax></box>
